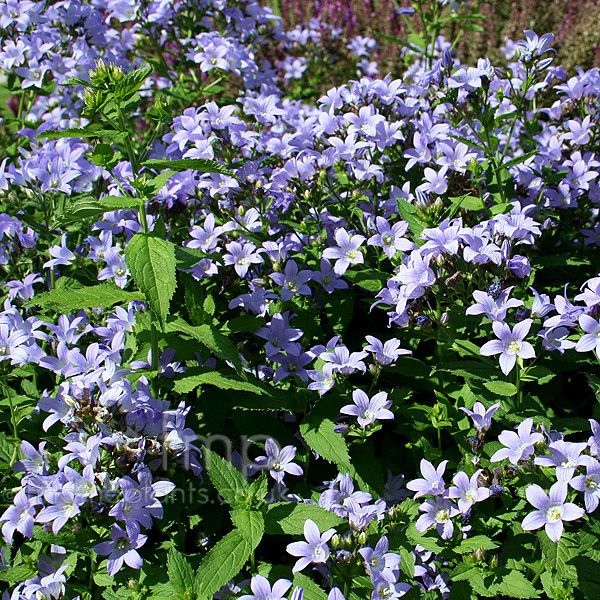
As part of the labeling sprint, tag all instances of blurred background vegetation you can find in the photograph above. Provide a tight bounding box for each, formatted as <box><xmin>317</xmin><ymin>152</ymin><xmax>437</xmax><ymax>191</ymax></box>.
<box><xmin>269</xmin><ymin>0</ymin><xmax>600</xmax><ymax>75</ymax></box>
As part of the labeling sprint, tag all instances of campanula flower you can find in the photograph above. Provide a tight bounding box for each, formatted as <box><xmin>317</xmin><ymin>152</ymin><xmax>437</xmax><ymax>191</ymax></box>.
<box><xmin>479</xmin><ymin>318</ymin><xmax>536</xmax><ymax>375</ymax></box>
<box><xmin>490</xmin><ymin>418</ymin><xmax>544</xmax><ymax>465</ymax></box>
<box><xmin>521</xmin><ymin>482</ymin><xmax>584</xmax><ymax>542</ymax></box>
<box><xmin>340</xmin><ymin>390</ymin><xmax>393</xmax><ymax>428</ymax></box>
<box><xmin>286</xmin><ymin>519</ymin><xmax>336</xmax><ymax>573</ymax></box>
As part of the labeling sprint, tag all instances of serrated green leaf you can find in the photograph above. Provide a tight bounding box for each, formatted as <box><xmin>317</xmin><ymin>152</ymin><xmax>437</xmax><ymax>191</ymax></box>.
<box><xmin>455</xmin><ymin>535</ymin><xmax>499</xmax><ymax>554</ymax></box>
<box><xmin>195</xmin><ymin>529</ymin><xmax>256</xmax><ymax>600</ymax></box>
<box><xmin>53</xmin><ymin>195</ymin><xmax>107</xmax><ymax>225</ymax></box>
<box><xmin>113</xmin><ymin>64</ymin><xmax>153</xmax><ymax>101</ymax></box>
<box><xmin>26</xmin><ymin>284</ymin><xmax>144</xmax><ymax>311</ymax></box>
<box><xmin>343</xmin><ymin>268</ymin><xmax>388</xmax><ymax>292</ymax></box>
<box><xmin>396</xmin><ymin>197</ymin><xmax>426</xmax><ymax>237</ymax></box>
<box><xmin>0</xmin><ymin>432</ymin><xmax>19</xmax><ymax>466</ymax></box>
<box><xmin>538</xmin><ymin>531</ymin><xmax>578</xmax><ymax>579</ymax></box>
<box><xmin>125</xmin><ymin>233</ymin><xmax>177</xmax><ymax>325</ymax></box>
<box><xmin>494</xmin><ymin>569</ymin><xmax>540</xmax><ymax>598</ymax></box>
<box><xmin>172</xmin><ymin>369</ymin><xmax>301</xmax><ymax>411</ymax></box>
<box><xmin>175</xmin><ymin>246</ymin><xmax>224</xmax><ymax>270</ymax></box>
<box><xmin>91</xmin><ymin>143</ymin><xmax>115</xmax><ymax>166</ymax></box>
<box><xmin>98</xmin><ymin>196</ymin><xmax>143</xmax><ymax>210</ymax></box>
<box><xmin>143</xmin><ymin>158</ymin><xmax>235</xmax><ymax>177</ymax></box>
<box><xmin>482</xmin><ymin>380</ymin><xmax>517</xmax><ymax>397</ymax></box>
<box><xmin>167</xmin><ymin>547</ymin><xmax>196</xmax><ymax>598</ymax></box>
<box><xmin>434</xmin><ymin>361</ymin><xmax>498</xmax><ymax>381</ymax></box>
<box><xmin>0</xmin><ymin>563</ymin><xmax>39</xmax><ymax>582</ymax></box>
<box><xmin>501</xmin><ymin>150</ymin><xmax>538</xmax><ymax>169</ymax></box>
<box><xmin>264</xmin><ymin>502</ymin><xmax>344</xmax><ymax>536</ymax></box>
<box><xmin>230</xmin><ymin>510</ymin><xmax>264</xmax><ymax>547</ymax></box>
<box><xmin>165</xmin><ymin>318</ymin><xmax>242</xmax><ymax>374</ymax></box>
<box><xmin>292</xmin><ymin>573</ymin><xmax>328</xmax><ymax>600</ymax></box>
<box><xmin>62</xmin><ymin>76</ymin><xmax>91</xmax><ymax>87</ymax></box>
<box><xmin>204</xmin><ymin>447</ymin><xmax>250</xmax><ymax>507</ymax></box>
<box><xmin>35</xmin><ymin>127</ymin><xmax>125</xmax><ymax>140</ymax></box>
<box><xmin>299</xmin><ymin>415</ymin><xmax>352</xmax><ymax>473</ymax></box>
<box><xmin>449</xmin><ymin>135</ymin><xmax>487</xmax><ymax>153</ymax></box>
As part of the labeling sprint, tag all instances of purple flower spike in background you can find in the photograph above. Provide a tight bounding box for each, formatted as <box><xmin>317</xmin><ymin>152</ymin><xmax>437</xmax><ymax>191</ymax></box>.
<box><xmin>521</xmin><ymin>482</ymin><xmax>584</xmax><ymax>542</ymax></box>
<box><xmin>480</xmin><ymin>318</ymin><xmax>536</xmax><ymax>375</ymax></box>
<box><xmin>286</xmin><ymin>519</ymin><xmax>336</xmax><ymax>573</ymax></box>
<box><xmin>340</xmin><ymin>390</ymin><xmax>393</xmax><ymax>428</ymax></box>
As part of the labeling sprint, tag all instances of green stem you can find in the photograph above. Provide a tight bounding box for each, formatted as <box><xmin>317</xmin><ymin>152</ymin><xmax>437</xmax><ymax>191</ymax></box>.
<box><xmin>515</xmin><ymin>357</ymin><xmax>523</xmax><ymax>410</ymax></box>
<box><xmin>2</xmin><ymin>379</ymin><xmax>18</xmax><ymax>439</ymax></box>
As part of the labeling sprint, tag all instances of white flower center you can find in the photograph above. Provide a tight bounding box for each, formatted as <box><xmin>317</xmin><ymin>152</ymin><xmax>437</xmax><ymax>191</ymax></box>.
<box><xmin>435</xmin><ymin>509</ymin><xmax>450</xmax><ymax>523</ymax></box>
<box><xmin>465</xmin><ymin>489</ymin><xmax>477</xmax><ymax>502</ymax></box>
<box><xmin>345</xmin><ymin>249</ymin><xmax>357</xmax><ymax>260</ymax></box>
<box><xmin>585</xmin><ymin>476</ymin><xmax>598</xmax><ymax>490</ymax></box>
<box><xmin>508</xmin><ymin>340</ymin><xmax>522</xmax><ymax>354</ymax></box>
<box><xmin>546</xmin><ymin>506</ymin><xmax>563</xmax><ymax>522</ymax></box>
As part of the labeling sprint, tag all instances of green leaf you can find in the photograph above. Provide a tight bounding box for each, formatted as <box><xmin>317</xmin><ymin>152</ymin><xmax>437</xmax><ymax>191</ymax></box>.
<box><xmin>494</xmin><ymin>569</ymin><xmax>540</xmax><ymax>598</ymax></box>
<box><xmin>113</xmin><ymin>64</ymin><xmax>153</xmax><ymax>102</ymax></box>
<box><xmin>449</xmin><ymin>135</ymin><xmax>487</xmax><ymax>153</ymax></box>
<box><xmin>501</xmin><ymin>150</ymin><xmax>539</xmax><ymax>169</ymax></box>
<box><xmin>434</xmin><ymin>361</ymin><xmax>498</xmax><ymax>381</ymax></box>
<box><xmin>264</xmin><ymin>502</ymin><xmax>344</xmax><ymax>535</ymax></box>
<box><xmin>97</xmin><ymin>196</ymin><xmax>143</xmax><ymax>210</ymax></box>
<box><xmin>26</xmin><ymin>284</ymin><xmax>144</xmax><ymax>311</ymax></box>
<box><xmin>449</xmin><ymin>194</ymin><xmax>485</xmax><ymax>211</ymax></box>
<box><xmin>203</xmin><ymin>447</ymin><xmax>250</xmax><ymax>507</ymax></box>
<box><xmin>455</xmin><ymin>535</ymin><xmax>499</xmax><ymax>554</ymax></box>
<box><xmin>90</xmin><ymin>143</ymin><xmax>115</xmax><ymax>166</ymax></box>
<box><xmin>292</xmin><ymin>573</ymin><xmax>328</xmax><ymax>600</ymax></box>
<box><xmin>143</xmin><ymin>158</ymin><xmax>235</xmax><ymax>177</ymax></box>
<box><xmin>172</xmin><ymin>369</ymin><xmax>301</xmax><ymax>411</ymax></box>
<box><xmin>165</xmin><ymin>318</ymin><xmax>242</xmax><ymax>374</ymax></box>
<box><xmin>230</xmin><ymin>510</ymin><xmax>264</xmax><ymax>547</ymax></box>
<box><xmin>396</xmin><ymin>197</ymin><xmax>426</xmax><ymax>237</ymax></box>
<box><xmin>53</xmin><ymin>195</ymin><xmax>108</xmax><ymax>225</ymax></box>
<box><xmin>0</xmin><ymin>432</ymin><xmax>19</xmax><ymax>466</ymax></box>
<box><xmin>62</xmin><ymin>76</ymin><xmax>91</xmax><ymax>87</ymax></box>
<box><xmin>0</xmin><ymin>563</ymin><xmax>39</xmax><ymax>582</ymax></box>
<box><xmin>195</xmin><ymin>528</ymin><xmax>257</xmax><ymax>600</ymax></box>
<box><xmin>35</xmin><ymin>127</ymin><xmax>125</xmax><ymax>141</ymax></box>
<box><xmin>175</xmin><ymin>246</ymin><xmax>224</xmax><ymax>269</ymax></box>
<box><xmin>299</xmin><ymin>415</ymin><xmax>352</xmax><ymax>473</ymax></box>
<box><xmin>167</xmin><ymin>548</ymin><xmax>195</xmax><ymax>599</ymax></box>
<box><xmin>125</xmin><ymin>233</ymin><xmax>177</xmax><ymax>325</ymax></box>
<box><xmin>482</xmin><ymin>381</ymin><xmax>517</xmax><ymax>397</ymax></box>
<box><xmin>538</xmin><ymin>531</ymin><xmax>578</xmax><ymax>579</ymax></box>
<box><xmin>343</xmin><ymin>268</ymin><xmax>388</xmax><ymax>292</ymax></box>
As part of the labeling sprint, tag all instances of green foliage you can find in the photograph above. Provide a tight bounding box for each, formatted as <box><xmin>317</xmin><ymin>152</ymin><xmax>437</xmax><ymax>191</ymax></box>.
<box><xmin>26</xmin><ymin>283</ymin><xmax>144</xmax><ymax>311</ymax></box>
<box><xmin>125</xmin><ymin>232</ymin><xmax>177</xmax><ymax>325</ymax></box>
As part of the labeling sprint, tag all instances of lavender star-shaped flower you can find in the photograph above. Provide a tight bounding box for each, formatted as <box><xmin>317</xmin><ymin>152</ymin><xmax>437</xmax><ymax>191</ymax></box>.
<box><xmin>521</xmin><ymin>482</ymin><xmax>584</xmax><ymax>542</ymax></box>
<box><xmin>340</xmin><ymin>390</ymin><xmax>393</xmax><ymax>428</ymax></box>
<box><xmin>480</xmin><ymin>318</ymin><xmax>536</xmax><ymax>375</ymax></box>
<box><xmin>286</xmin><ymin>519</ymin><xmax>336</xmax><ymax>573</ymax></box>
